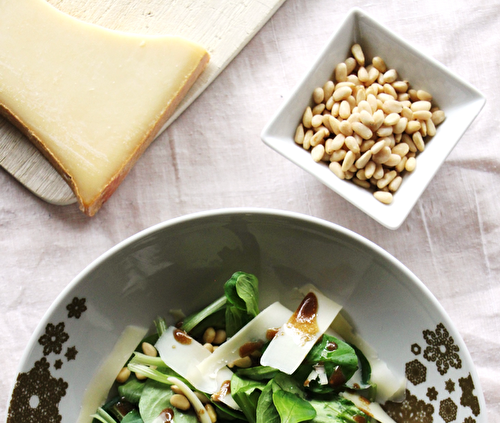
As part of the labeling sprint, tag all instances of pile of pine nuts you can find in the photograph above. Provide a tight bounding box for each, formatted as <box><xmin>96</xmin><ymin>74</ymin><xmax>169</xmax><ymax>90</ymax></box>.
<box><xmin>294</xmin><ymin>44</ymin><xmax>446</xmax><ymax>204</ymax></box>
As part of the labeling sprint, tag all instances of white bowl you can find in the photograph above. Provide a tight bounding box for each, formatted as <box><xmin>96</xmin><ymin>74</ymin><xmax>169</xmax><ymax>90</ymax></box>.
<box><xmin>261</xmin><ymin>8</ymin><xmax>485</xmax><ymax>230</ymax></box>
<box><xmin>6</xmin><ymin>209</ymin><xmax>486</xmax><ymax>422</ymax></box>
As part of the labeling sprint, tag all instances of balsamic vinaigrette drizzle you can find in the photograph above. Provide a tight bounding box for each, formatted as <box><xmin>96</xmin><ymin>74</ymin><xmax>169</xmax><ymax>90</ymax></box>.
<box><xmin>173</xmin><ymin>328</ymin><xmax>192</xmax><ymax>345</ymax></box>
<box><xmin>287</xmin><ymin>292</ymin><xmax>319</xmax><ymax>339</ymax></box>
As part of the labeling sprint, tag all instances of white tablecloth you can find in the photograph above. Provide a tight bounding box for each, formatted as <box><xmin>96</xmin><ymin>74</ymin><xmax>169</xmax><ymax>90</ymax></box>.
<box><xmin>1</xmin><ymin>0</ymin><xmax>499</xmax><ymax>421</ymax></box>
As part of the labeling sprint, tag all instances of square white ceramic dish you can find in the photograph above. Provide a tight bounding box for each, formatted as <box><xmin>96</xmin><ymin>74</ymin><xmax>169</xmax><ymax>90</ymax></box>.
<box><xmin>261</xmin><ymin>8</ymin><xmax>486</xmax><ymax>230</ymax></box>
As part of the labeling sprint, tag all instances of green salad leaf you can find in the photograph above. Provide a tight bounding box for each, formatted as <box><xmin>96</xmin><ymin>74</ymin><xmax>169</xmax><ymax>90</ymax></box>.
<box><xmin>309</xmin><ymin>396</ymin><xmax>370</xmax><ymax>423</ymax></box>
<box><xmin>273</xmin><ymin>390</ymin><xmax>316</xmax><ymax>423</ymax></box>
<box><xmin>121</xmin><ymin>409</ymin><xmax>144</xmax><ymax>423</ymax></box>
<box><xmin>296</xmin><ymin>335</ymin><xmax>359</xmax><ymax>394</ymax></box>
<box><xmin>118</xmin><ymin>376</ymin><xmax>145</xmax><ymax>405</ymax></box>
<box><xmin>231</xmin><ymin>373</ymin><xmax>267</xmax><ymax>423</ymax></box>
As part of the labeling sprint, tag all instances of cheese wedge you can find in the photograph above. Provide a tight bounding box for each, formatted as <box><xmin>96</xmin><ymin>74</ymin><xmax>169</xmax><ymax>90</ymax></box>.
<box><xmin>0</xmin><ymin>0</ymin><xmax>209</xmax><ymax>215</ymax></box>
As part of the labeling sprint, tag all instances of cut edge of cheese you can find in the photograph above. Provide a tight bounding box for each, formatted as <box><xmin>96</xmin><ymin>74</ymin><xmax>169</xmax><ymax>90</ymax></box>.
<box><xmin>0</xmin><ymin>0</ymin><xmax>210</xmax><ymax>216</ymax></box>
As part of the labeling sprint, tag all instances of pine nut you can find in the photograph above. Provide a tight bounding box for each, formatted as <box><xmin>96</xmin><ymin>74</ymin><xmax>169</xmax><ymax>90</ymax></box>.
<box><xmin>378</xmin><ymin>93</ymin><xmax>394</xmax><ymax>103</ymax></box>
<box><xmin>203</xmin><ymin>327</ymin><xmax>216</xmax><ymax>344</ymax></box>
<box><xmin>351</xmin><ymin>122</ymin><xmax>373</xmax><ymax>140</ymax></box>
<box><xmin>345</xmin><ymin>57</ymin><xmax>357</xmax><ymax>74</ymax></box>
<box><xmin>401</xmin><ymin>133</ymin><xmax>417</xmax><ymax>152</ymax></box>
<box><xmin>412</xmin><ymin>131</ymin><xmax>425</xmax><ymax>152</ymax></box>
<box><xmin>339</xmin><ymin>120</ymin><xmax>353</xmax><ymax>136</ymax></box>
<box><xmin>343</xmin><ymin>136</ymin><xmax>358</xmax><ymax>154</ymax></box>
<box><xmin>384</xmin><ymin>154</ymin><xmax>402</xmax><ymax>167</ymax></box>
<box><xmin>356</xmin><ymin>168</ymin><xmax>367</xmax><ymax>180</ymax></box>
<box><xmin>142</xmin><ymin>342</ymin><xmax>158</xmax><ymax>357</ymax></box>
<box><xmin>303</xmin><ymin>129</ymin><xmax>313</xmax><ymax>150</ymax></box>
<box><xmin>405</xmin><ymin>156</ymin><xmax>417</xmax><ymax>172</ymax></box>
<box><xmin>364</xmin><ymin>161</ymin><xmax>376</xmax><ymax>179</ymax></box>
<box><xmin>356</xmin><ymin>87</ymin><xmax>367</xmax><ymax>103</ymax></box>
<box><xmin>311</xmin><ymin>114</ymin><xmax>323</xmax><ymax>128</ymax></box>
<box><xmin>392</xmin><ymin>143</ymin><xmax>410</xmax><ymax>157</ymax></box>
<box><xmin>135</xmin><ymin>372</ymin><xmax>148</xmax><ymax>380</ymax></box>
<box><xmin>326</xmin><ymin>95</ymin><xmax>334</xmax><ymax>110</ymax></box>
<box><xmin>294</xmin><ymin>124</ymin><xmax>304</xmax><ymax>144</ymax></box>
<box><xmin>205</xmin><ymin>404</ymin><xmax>217</xmax><ymax>423</ymax></box>
<box><xmin>431</xmin><ymin>110</ymin><xmax>446</xmax><ymax>125</ymax></box>
<box><xmin>203</xmin><ymin>343</ymin><xmax>214</xmax><ymax>353</ymax></box>
<box><xmin>361</xmin><ymin>140</ymin><xmax>375</xmax><ymax>152</ymax></box>
<box><xmin>367</xmin><ymin>67</ymin><xmax>379</xmax><ymax>85</ymax></box>
<box><xmin>353</xmin><ymin>177</ymin><xmax>370</xmax><ymax>189</ymax></box>
<box><xmin>358</xmin><ymin>67</ymin><xmax>369</xmax><ymax>83</ymax></box>
<box><xmin>383</xmin><ymin>83</ymin><xmax>398</xmax><ymax>99</ymax></box>
<box><xmin>355</xmin><ymin>150</ymin><xmax>372</xmax><ymax>169</ymax></box>
<box><xmin>420</xmin><ymin>120</ymin><xmax>427</xmax><ymax>137</ymax></box>
<box><xmin>310</xmin><ymin>130</ymin><xmax>325</xmax><ymax>147</ymax></box>
<box><xmin>383</xmin><ymin>69</ymin><xmax>397</xmax><ymax>83</ymax></box>
<box><xmin>351</xmin><ymin>44</ymin><xmax>365</xmax><ymax>66</ymax></box>
<box><xmin>382</xmin><ymin>100</ymin><xmax>403</xmax><ymax>114</ymax></box>
<box><xmin>377</xmin><ymin>170</ymin><xmax>397</xmax><ymax>189</ymax></box>
<box><xmin>392</xmin><ymin>80</ymin><xmax>408</xmax><ymax>93</ymax></box>
<box><xmin>327</xmin><ymin>115</ymin><xmax>341</xmax><ymax>135</ymax></box>
<box><xmin>334</xmin><ymin>86</ymin><xmax>352</xmax><ymax>102</ymax></box>
<box><xmin>371</xmin><ymin>140</ymin><xmax>386</xmax><ymax>155</ymax></box>
<box><xmin>372</xmin><ymin>56</ymin><xmax>387</xmax><ymax>73</ymax></box>
<box><xmin>335</xmin><ymin>62</ymin><xmax>348</xmax><ymax>82</ymax></box>
<box><xmin>339</xmin><ymin>100</ymin><xmax>351</xmax><ymax>119</ymax></box>
<box><xmin>324</xmin><ymin>81</ymin><xmax>335</xmax><ymax>99</ymax></box>
<box><xmin>313</xmin><ymin>87</ymin><xmax>325</xmax><ymax>104</ymax></box>
<box><xmin>406</xmin><ymin>120</ymin><xmax>421</xmax><ymax>134</ymax></box>
<box><xmin>332</xmin><ymin>101</ymin><xmax>340</xmax><ymax>117</ymax></box>
<box><xmin>408</xmin><ymin>89</ymin><xmax>419</xmax><ymax>102</ymax></box>
<box><xmin>374</xmin><ymin>191</ymin><xmax>393</xmax><ymax>204</ymax></box>
<box><xmin>359</xmin><ymin>110</ymin><xmax>374</xmax><ymax>127</ymax></box>
<box><xmin>373</xmin><ymin>163</ymin><xmax>384</xmax><ymax>179</ymax></box>
<box><xmin>330</xmin><ymin>149</ymin><xmax>347</xmax><ymax>162</ymax></box>
<box><xmin>389</xmin><ymin>176</ymin><xmax>403</xmax><ymax>192</ymax></box>
<box><xmin>116</xmin><ymin>367</ymin><xmax>130</xmax><ymax>384</ymax></box>
<box><xmin>372</xmin><ymin>109</ymin><xmax>385</xmax><ymax>131</ymax></box>
<box><xmin>171</xmin><ymin>385</ymin><xmax>183</xmax><ymax>394</ymax></box>
<box><xmin>171</xmin><ymin>394</ymin><xmax>191</xmax><ymax>411</ymax></box>
<box><xmin>376</xmin><ymin>126</ymin><xmax>393</xmax><ymax>138</ymax></box>
<box><xmin>329</xmin><ymin>161</ymin><xmax>345</xmax><ymax>179</ymax></box>
<box><xmin>341</xmin><ymin>150</ymin><xmax>356</xmax><ymax>172</ymax></box>
<box><xmin>411</xmin><ymin>100</ymin><xmax>432</xmax><ymax>112</ymax></box>
<box><xmin>231</xmin><ymin>356</ymin><xmax>252</xmax><ymax>368</ymax></box>
<box><xmin>395</xmin><ymin>156</ymin><xmax>407</xmax><ymax>173</ymax></box>
<box><xmin>417</xmin><ymin>89</ymin><xmax>432</xmax><ymax>101</ymax></box>
<box><xmin>393</xmin><ymin>117</ymin><xmax>408</xmax><ymax>134</ymax></box>
<box><xmin>401</xmin><ymin>106</ymin><xmax>413</xmax><ymax>120</ymax></box>
<box><xmin>312</xmin><ymin>103</ymin><xmax>326</xmax><ymax>115</ymax></box>
<box><xmin>311</xmin><ymin>144</ymin><xmax>325</xmax><ymax>162</ymax></box>
<box><xmin>426</xmin><ymin>118</ymin><xmax>437</xmax><ymax>137</ymax></box>
<box><xmin>302</xmin><ymin>107</ymin><xmax>313</xmax><ymax>128</ymax></box>
<box><xmin>384</xmin><ymin>113</ymin><xmax>400</xmax><ymax>126</ymax></box>
<box><xmin>372</xmin><ymin>146</ymin><xmax>391</xmax><ymax>164</ymax></box>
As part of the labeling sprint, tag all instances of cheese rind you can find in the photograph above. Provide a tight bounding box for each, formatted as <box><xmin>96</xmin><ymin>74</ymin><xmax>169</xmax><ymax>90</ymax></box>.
<box><xmin>0</xmin><ymin>0</ymin><xmax>209</xmax><ymax>215</ymax></box>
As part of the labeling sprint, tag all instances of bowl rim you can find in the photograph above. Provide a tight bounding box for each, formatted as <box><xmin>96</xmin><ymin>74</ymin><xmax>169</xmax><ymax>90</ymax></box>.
<box><xmin>6</xmin><ymin>207</ymin><xmax>487</xmax><ymax>419</ymax></box>
<box><xmin>260</xmin><ymin>7</ymin><xmax>486</xmax><ymax>230</ymax></box>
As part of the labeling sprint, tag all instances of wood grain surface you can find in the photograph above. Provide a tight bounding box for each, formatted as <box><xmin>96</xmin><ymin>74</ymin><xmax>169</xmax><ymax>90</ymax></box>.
<box><xmin>0</xmin><ymin>0</ymin><xmax>286</xmax><ymax>205</ymax></box>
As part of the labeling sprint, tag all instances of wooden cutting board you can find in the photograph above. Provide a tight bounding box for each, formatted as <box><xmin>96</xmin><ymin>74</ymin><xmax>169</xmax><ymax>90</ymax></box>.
<box><xmin>0</xmin><ymin>0</ymin><xmax>286</xmax><ymax>205</ymax></box>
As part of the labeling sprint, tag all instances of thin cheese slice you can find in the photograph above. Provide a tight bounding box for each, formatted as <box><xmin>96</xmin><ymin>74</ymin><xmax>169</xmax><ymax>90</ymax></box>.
<box><xmin>77</xmin><ymin>325</ymin><xmax>148</xmax><ymax>423</ymax></box>
<box><xmin>260</xmin><ymin>285</ymin><xmax>342</xmax><ymax>375</ymax></box>
<box><xmin>0</xmin><ymin>0</ymin><xmax>209</xmax><ymax>215</ymax></box>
